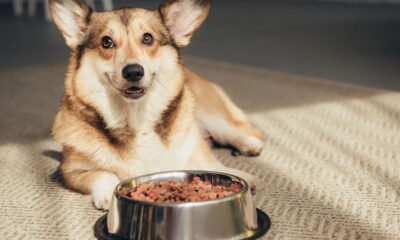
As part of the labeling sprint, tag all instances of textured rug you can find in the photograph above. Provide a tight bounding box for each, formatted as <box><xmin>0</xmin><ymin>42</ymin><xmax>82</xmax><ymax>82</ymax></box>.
<box><xmin>0</xmin><ymin>56</ymin><xmax>399</xmax><ymax>240</ymax></box>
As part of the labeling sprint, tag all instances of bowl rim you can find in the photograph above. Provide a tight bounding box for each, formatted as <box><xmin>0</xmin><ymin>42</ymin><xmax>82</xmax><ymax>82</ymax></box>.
<box><xmin>114</xmin><ymin>170</ymin><xmax>249</xmax><ymax>207</ymax></box>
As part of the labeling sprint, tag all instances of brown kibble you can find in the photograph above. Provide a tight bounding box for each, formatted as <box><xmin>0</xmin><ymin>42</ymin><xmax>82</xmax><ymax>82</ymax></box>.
<box><xmin>217</xmin><ymin>192</ymin><xmax>225</xmax><ymax>198</ymax></box>
<box><xmin>208</xmin><ymin>192</ymin><xmax>217</xmax><ymax>199</ymax></box>
<box><xmin>123</xmin><ymin>178</ymin><xmax>242</xmax><ymax>203</ymax></box>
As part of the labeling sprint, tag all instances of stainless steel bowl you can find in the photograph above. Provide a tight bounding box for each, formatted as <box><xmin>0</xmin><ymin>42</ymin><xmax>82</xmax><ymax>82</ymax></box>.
<box><xmin>94</xmin><ymin>171</ymin><xmax>270</xmax><ymax>240</ymax></box>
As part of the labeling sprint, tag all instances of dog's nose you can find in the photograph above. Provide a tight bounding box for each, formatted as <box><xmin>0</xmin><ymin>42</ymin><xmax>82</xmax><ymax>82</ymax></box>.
<box><xmin>122</xmin><ymin>64</ymin><xmax>144</xmax><ymax>82</ymax></box>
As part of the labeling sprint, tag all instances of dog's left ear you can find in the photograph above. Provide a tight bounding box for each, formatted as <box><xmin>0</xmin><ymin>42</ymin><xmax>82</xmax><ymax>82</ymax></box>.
<box><xmin>159</xmin><ymin>0</ymin><xmax>211</xmax><ymax>48</ymax></box>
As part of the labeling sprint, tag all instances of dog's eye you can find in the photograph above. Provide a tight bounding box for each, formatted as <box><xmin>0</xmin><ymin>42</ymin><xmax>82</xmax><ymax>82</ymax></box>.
<box><xmin>101</xmin><ymin>36</ymin><xmax>115</xmax><ymax>49</ymax></box>
<box><xmin>142</xmin><ymin>33</ymin><xmax>153</xmax><ymax>45</ymax></box>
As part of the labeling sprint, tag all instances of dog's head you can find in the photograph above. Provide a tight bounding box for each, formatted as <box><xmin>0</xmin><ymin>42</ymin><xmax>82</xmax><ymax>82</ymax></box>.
<box><xmin>50</xmin><ymin>0</ymin><xmax>210</xmax><ymax>100</ymax></box>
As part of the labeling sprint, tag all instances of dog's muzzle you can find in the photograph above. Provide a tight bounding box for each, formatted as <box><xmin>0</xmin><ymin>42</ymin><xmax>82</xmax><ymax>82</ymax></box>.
<box><xmin>119</xmin><ymin>64</ymin><xmax>146</xmax><ymax>99</ymax></box>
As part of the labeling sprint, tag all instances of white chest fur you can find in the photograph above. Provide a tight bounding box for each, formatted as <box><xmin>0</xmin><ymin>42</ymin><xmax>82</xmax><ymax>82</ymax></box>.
<box><xmin>98</xmin><ymin>90</ymin><xmax>199</xmax><ymax>180</ymax></box>
<box><xmin>120</xmin><ymin>125</ymin><xmax>198</xmax><ymax>179</ymax></box>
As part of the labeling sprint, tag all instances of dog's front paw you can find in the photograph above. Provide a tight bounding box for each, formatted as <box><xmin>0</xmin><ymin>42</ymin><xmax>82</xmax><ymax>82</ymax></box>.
<box><xmin>233</xmin><ymin>136</ymin><xmax>264</xmax><ymax>157</ymax></box>
<box><xmin>91</xmin><ymin>173</ymin><xmax>120</xmax><ymax>210</ymax></box>
<box><xmin>92</xmin><ymin>191</ymin><xmax>113</xmax><ymax>210</ymax></box>
<box><xmin>226</xmin><ymin>168</ymin><xmax>258</xmax><ymax>193</ymax></box>
<box><xmin>243</xmin><ymin>174</ymin><xmax>259</xmax><ymax>193</ymax></box>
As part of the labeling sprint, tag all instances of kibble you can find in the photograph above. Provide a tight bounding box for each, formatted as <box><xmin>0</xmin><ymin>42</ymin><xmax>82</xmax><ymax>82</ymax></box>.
<box><xmin>122</xmin><ymin>177</ymin><xmax>242</xmax><ymax>203</ymax></box>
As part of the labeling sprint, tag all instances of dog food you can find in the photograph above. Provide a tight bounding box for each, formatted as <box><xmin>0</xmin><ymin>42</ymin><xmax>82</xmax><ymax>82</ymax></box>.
<box><xmin>122</xmin><ymin>177</ymin><xmax>242</xmax><ymax>203</ymax></box>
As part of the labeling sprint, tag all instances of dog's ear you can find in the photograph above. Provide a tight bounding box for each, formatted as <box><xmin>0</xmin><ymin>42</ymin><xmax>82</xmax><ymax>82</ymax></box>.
<box><xmin>49</xmin><ymin>0</ymin><xmax>92</xmax><ymax>49</ymax></box>
<box><xmin>159</xmin><ymin>0</ymin><xmax>211</xmax><ymax>48</ymax></box>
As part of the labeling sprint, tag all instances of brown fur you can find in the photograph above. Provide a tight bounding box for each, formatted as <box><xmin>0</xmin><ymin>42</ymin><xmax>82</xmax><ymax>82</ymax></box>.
<box><xmin>154</xmin><ymin>88</ymin><xmax>184</xmax><ymax>145</ymax></box>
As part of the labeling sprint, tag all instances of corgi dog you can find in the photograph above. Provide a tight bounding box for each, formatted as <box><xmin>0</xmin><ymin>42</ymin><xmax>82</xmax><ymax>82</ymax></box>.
<box><xmin>49</xmin><ymin>0</ymin><xmax>264</xmax><ymax>210</ymax></box>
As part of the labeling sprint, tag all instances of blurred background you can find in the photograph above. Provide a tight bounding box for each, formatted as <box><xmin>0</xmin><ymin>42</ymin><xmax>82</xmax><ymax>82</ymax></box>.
<box><xmin>1</xmin><ymin>0</ymin><xmax>400</xmax><ymax>90</ymax></box>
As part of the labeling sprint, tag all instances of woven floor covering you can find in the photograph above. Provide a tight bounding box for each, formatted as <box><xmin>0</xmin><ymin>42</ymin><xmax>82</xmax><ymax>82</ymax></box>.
<box><xmin>0</xmin><ymin>56</ymin><xmax>399</xmax><ymax>240</ymax></box>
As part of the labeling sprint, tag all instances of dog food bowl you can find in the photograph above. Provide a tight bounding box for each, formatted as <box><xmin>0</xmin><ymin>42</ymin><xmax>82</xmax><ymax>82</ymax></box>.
<box><xmin>94</xmin><ymin>171</ymin><xmax>270</xmax><ymax>240</ymax></box>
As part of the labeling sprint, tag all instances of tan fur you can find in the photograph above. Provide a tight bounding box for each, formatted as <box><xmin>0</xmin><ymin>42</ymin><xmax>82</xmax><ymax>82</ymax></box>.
<box><xmin>50</xmin><ymin>0</ymin><xmax>263</xmax><ymax>209</ymax></box>
<box><xmin>185</xmin><ymin>67</ymin><xmax>264</xmax><ymax>141</ymax></box>
<box><xmin>60</xmin><ymin>146</ymin><xmax>107</xmax><ymax>195</ymax></box>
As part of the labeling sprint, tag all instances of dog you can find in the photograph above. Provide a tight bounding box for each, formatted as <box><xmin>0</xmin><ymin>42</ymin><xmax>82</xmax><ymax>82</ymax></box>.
<box><xmin>49</xmin><ymin>0</ymin><xmax>264</xmax><ymax>210</ymax></box>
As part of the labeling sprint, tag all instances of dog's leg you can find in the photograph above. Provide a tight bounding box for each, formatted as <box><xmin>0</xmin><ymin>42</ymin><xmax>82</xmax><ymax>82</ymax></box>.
<box><xmin>60</xmin><ymin>148</ymin><xmax>120</xmax><ymax>210</ymax></box>
<box><xmin>186</xmin><ymin>68</ymin><xmax>264</xmax><ymax>156</ymax></box>
<box><xmin>189</xmin><ymin>138</ymin><xmax>258</xmax><ymax>189</ymax></box>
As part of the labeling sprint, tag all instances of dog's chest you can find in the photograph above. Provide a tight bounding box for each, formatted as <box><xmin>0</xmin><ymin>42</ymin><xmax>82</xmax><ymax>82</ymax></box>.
<box><xmin>116</xmin><ymin>126</ymin><xmax>196</xmax><ymax>178</ymax></box>
<box><xmin>112</xmin><ymin>112</ymin><xmax>198</xmax><ymax>179</ymax></box>
<box><xmin>103</xmin><ymin>93</ymin><xmax>198</xmax><ymax>178</ymax></box>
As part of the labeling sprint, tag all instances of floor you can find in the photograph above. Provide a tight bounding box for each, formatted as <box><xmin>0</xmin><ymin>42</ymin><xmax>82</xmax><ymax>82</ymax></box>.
<box><xmin>1</xmin><ymin>0</ymin><xmax>400</xmax><ymax>91</ymax></box>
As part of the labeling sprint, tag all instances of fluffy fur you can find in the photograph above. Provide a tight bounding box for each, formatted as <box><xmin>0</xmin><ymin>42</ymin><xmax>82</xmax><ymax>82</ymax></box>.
<box><xmin>50</xmin><ymin>0</ymin><xmax>264</xmax><ymax>210</ymax></box>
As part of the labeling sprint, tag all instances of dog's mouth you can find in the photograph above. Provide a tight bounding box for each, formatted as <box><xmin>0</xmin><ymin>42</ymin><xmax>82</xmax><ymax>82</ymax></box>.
<box><xmin>105</xmin><ymin>73</ymin><xmax>148</xmax><ymax>100</ymax></box>
<box><xmin>121</xmin><ymin>86</ymin><xmax>145</xmax><ymax>99</ymax></box>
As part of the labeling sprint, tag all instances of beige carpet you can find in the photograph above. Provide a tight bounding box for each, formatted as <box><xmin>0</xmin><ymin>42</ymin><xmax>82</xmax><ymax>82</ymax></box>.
<box><xmin>0</xmin><ymin>56</ymin><xmax>399</xmax><ymax>240</ymax></box>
